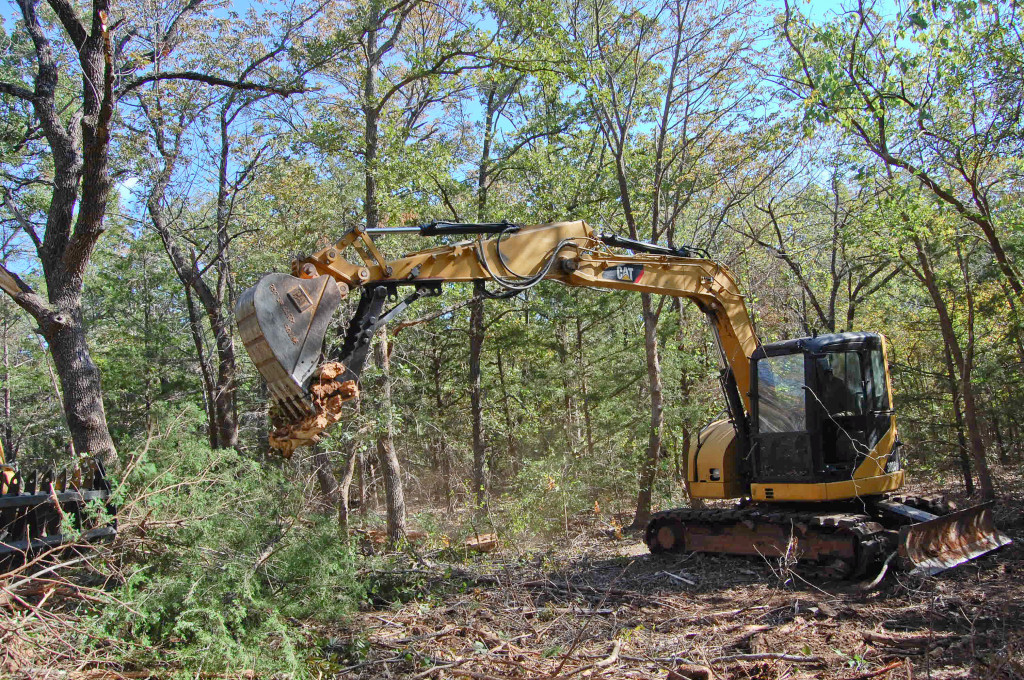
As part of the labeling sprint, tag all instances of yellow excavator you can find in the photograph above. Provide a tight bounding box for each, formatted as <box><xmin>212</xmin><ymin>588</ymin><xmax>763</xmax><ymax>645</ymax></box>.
<box><xmin>237</xmin><ymin>220</ymin><xmax>1010</xmax><ymax>577</ymax></box>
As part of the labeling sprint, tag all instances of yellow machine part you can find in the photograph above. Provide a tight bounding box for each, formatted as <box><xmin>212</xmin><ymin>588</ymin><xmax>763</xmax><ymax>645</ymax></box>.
<box><xmin>749</xmin><ymin>423</ymin><xmax>904</xmax><ymax>502</ymax></box>
<box><xmin>687</xmin><ymin>418</ymin><xmax>904</xmax><ymax>503</ymax></box>
<box><xmin>0</xmin><ymin>439</ymin><xmax>12</xmax><ymax>495</ymax></box>
<box><xmin>688</xmin><ymin>419</ymin><xmax>746</xmax><ymax>499</ymax></box>
<box><xmin>749</xmin><ymin>336</ymin><xmax>902</xmax><ymax>503</ymax></box>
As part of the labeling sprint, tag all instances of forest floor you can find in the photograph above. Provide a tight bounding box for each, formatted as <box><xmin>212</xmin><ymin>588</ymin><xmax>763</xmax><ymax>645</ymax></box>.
<box><xmin>5</xmin><ymin>482</ymin><xmax>1024</xmax><ymax>679</ymax></box>
<box><xmin>332</xmin><ymin>489</ymin><xmax>1024</xmax><ymax>680</ymax></box>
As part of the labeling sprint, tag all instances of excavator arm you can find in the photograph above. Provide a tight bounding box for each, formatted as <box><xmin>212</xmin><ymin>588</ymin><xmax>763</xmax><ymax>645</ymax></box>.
<box><xmin>237</xmin><ymin>220</ymin><xmax>759</xmax><ymax>455</ymax></box>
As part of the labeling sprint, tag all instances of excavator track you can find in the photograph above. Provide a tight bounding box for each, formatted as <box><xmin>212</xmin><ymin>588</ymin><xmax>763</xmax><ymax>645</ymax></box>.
<box><xmin>645</xmin><ymin>506</ymin><xmax>892</xmax><ymax>578</ymax></box>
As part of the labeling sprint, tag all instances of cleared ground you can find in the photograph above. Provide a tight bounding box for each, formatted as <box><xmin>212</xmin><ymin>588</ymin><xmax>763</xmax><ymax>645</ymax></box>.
<box><xmin>333</xmin><ymin>498</ymin><xmax>1024</xmax><ymax>680</ymax></box>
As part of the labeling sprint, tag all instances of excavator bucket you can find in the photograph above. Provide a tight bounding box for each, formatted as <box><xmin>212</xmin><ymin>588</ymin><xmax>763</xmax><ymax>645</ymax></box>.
<box><xmin>898</xmin><ymin>502</ymin><xmax>1012</xmax><ymax>576</ymax></box>
<box><xmin>236</xmin><ymin>273</ymin><xmax>343</xmax><ymax>419</ymax></box>
<box><xmin>237</xmin><ymin>273</ymin><xmax>362</xmax><ymax>456</ymax></box>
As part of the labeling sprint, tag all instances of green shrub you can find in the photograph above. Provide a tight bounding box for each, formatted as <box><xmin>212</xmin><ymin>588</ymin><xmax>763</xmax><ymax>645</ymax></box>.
<box><xmin>89</xmin><ymin>419</ymin><xmax>365</xmax><ymax>676</ymax></box>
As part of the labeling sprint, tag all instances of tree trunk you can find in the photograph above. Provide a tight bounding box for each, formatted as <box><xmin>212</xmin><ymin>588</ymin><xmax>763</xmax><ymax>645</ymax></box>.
<box><xmin>575</xmin><ymin>317</ymin><xmax>595</xmax><ymax>461</ymax></box>
<box><xmin>44</xmin><ymin>305</ymin><xmax>116</xmax><ymax>466</ymax></box>
<box><xmin>467</xmin><ymin>86</ymin><xmax>499</xmax><ymax>508</ymax></box>
<box><xmin>146</xmin><ymin>112</ymin><xmax>238</xmax><ymax>450</ymax></box>
<box><xmin>608</xmin><ymin>142</ymin><xmax>665</xmax><ymax>530</ymax></box>
<box><xmin>363</xmin><ymin>17</ymin><xmax>381</xmax><ymax>234</ymax></box>
<box><xmin>630</xmin><ymin>292</ymin><xmax>665</xmax><ymax>529</ymax></box>
<box><xmin>2</xmin><ymin>313</ymin><xmax>13</xmax><ymax>461</ymax></box>
<box><xmin>338</xmin><ymin>444</ymin><xmax>358</xmax><ymax>533</ymax></box>
<box><xmin>357</xmin><ymin>445</ymin><xmax>367</xmax><ymax>513</ymax></box>
<box><xmin>940</xmin><ymin>342</ymin><xmax>974</xmax><ymax>496</ymax></box>
<box><xmin>912</xmin><ymin>238</ymin><xmax>994</xmax><ymax>499</ymax></box>
<box><xmin>469</xmin><ymin>295</ymin><xmax>487</xmax><ymax>507</ymax></box>
<box><xmin>312</xmin><ymin>449</ymin><xmax>341</xmax><ymax>509</ymax></box>
<box><xmin>374</xmin><ymin>329</ymin><xmax>406</xmax><ymax>541</ymax></box>
<box><xmin>673</xmin><ymin>298</ymin><xmax>705</xmax><ymax>509</ymax></box>
<box><xmin>495</xmin><ymin>346</ymin><xmax>518</xmax><ymax>474</ymax></box>
<box><xmin>210</xmin><ymin>309</ymin><xmax>238</xmax><ymax>448</ymax></box>
<box><xmin>182</xmin><ymin>286</ymin><xmax>218</xmax><ymax>448</ymax></box>
<box><xmin>959</xmin><ymin>380</ymin><xmax>993</xmax><ymax>499</ymax></box>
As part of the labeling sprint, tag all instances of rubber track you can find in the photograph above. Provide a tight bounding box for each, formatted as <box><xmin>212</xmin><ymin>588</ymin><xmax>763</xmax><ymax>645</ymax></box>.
<box><xmin>645</xmin><ymin>506</ymin><xmax>892</xmax><ymax>578</ymax></box>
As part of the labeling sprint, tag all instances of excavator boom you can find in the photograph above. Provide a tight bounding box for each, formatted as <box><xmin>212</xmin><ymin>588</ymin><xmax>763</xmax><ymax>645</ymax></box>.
<box><xmin>237</xmin><ymin>220</ymin><xmax>757</xmax><ymax>454</ymax></box>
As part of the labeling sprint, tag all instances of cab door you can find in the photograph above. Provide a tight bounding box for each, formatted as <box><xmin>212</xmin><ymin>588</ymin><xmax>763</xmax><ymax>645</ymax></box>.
<box><xmin>751</xmin><ymin>352</ymin><xmax>816</xmax><ymax>482</ymax></box>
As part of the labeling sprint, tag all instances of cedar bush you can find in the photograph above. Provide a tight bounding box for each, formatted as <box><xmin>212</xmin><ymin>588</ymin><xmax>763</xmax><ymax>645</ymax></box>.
<box><xmin>87</xmin><ymin>410</ymin><xmax>366</xmax><ymax>676</ymax></box>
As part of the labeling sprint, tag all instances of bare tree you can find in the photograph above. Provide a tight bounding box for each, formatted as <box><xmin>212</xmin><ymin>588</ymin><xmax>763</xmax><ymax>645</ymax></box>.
<box><xmin>135</xmin><ymin>7</ymin><xmax>319</xmax><ymax>449</ymax></box>
<box><xmin>568</xmin><ymin>0</ymin><xmax>761</xmax><ymax>527</ymax></box>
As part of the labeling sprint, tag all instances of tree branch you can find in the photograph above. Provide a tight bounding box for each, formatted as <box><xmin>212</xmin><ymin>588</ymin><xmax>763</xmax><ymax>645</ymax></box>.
<box><xmin>1</xmin><ymin>189</ymin><xmax>43</xmax><ymax>249</ymax></box>
<box><xmin>45</xmin><ymin>0</ymin><xmax>88</xmax><ymax>50</ymax></box>
<box><xmin>0</xmin><ymin>263</ymin><xmax>53</xmax><ymax>323</ymax></box>
<box><xmin>0</xmin><ymin>81</ymin><xmax>35</xmax><ymax>101</ymax></box>
<box><xmin>117</xmin><ymin>71</ymin><xmax>311</xmax><ymax>97</ymax></box>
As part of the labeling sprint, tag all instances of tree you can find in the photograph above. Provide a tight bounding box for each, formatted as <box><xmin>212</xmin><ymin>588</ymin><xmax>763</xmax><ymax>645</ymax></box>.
<box><xmin>568</xmin><ymin>0</ymin><xmax>762</xmax><ymax>527</ymax></box>
<box><xmin>133</xmin><ymin>5</ymin><xmax>320</xmax><ymax>449</ymax></box>
<box><xmin>729</xmin><ymin>147</ymin><xmax>902</xmax><ymax>335</ymax></box>
<box><xmin>781</xmin><ymin>0</ymin><xmax>1024</xmax><ymax>303</ymax></box>
<box><xmin>0</xmin><ymin>0</ymin><xmax>304</xmax><ymax>466</ymax></box>
<box><xmin>779</xmin><ymin>1</ymin><xmax>1017</xmax><ymax>500</ymax></box>
<box><xmin>310</xmin><ymin>0</ymin><xmax>493</xmax><ymax>534</ymax></box>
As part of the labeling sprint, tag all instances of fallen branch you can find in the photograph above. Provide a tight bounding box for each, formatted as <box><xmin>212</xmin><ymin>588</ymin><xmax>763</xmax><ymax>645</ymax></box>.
<box><xmin>560</xmin><ymin>640</ymin><xmax>623</xmax><ymax>678</ymax></box>
<box><xmin>859</xmin><ymin>552</ymin><xmax>897</xmax><ymax>592</ymax></box>
<box><xmin>661</xmin><ymin>570</ymin><xmax>698</xmax><ymax>586</ymax></box>
<box><xmin>837</xmin><ymin>660</ymin><xmax>904</xmax><ymax>680</ymax></box>
<box><xmin>595</xmin><ymin>640</ymin><xmax>622</xmax><ymax>668</ymax></box>
<box><xmin>711</xmin><ymin>653</ymin><xmax>821</xmax><ymax>663</ymax></box>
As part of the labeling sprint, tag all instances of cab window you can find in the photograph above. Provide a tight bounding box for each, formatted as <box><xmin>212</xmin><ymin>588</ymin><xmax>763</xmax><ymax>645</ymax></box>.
<box><xmin>757</xmin><ymin>353</ymin><xmax>806</xmax><ymax>433</ymax></box>
<box><xmin>815</xmin><ymin>351</ymin><xmax>864</xmax><ymax>417</ymax></box>
<box><xmin>869</xmin><ymin>349</ymin><xmax>889</xmax><ymax>411</ymax></box>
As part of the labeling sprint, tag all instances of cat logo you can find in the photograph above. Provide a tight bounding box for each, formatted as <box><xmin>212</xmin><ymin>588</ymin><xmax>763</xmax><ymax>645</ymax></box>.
<box><xmin>601</xmin><ymin>264</ymin><xmax>644</xmax><ymax>283</ymax></box>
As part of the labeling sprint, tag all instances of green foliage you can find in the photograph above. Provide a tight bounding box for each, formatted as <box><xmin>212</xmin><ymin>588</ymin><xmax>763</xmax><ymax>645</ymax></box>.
<box><xmin>3</xmin><ymin>0</ymin><xmax>1024</xmax><ymax>674</ymax></box>
<box><xmin>88</xmin><ymin>419</ymin><xmax>365</xmax><ymax>676</ymax></box>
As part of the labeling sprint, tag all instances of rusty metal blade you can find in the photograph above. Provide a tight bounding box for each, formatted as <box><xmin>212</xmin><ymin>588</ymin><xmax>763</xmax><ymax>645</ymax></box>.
<box><xmin>236</xmin><ymin>274</ymin><xmax>341</xmax><ymax>409</ymax></box>
<box><xmin>899</xmin><ymin>501</ymin><xmax>1012</xmax><ymax>576</ymax></box>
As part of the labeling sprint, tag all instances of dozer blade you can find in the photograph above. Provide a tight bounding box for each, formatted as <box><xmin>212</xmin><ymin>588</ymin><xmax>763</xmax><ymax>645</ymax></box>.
<box><xmin>899</xmin><ymin>501</ymin><xmax>1012</xmax><ymax>576</ymax></box>
<box><xmin>236</xmin><ymin>273</ymin><xmax>342</xmax><ymax>420</ymax></box>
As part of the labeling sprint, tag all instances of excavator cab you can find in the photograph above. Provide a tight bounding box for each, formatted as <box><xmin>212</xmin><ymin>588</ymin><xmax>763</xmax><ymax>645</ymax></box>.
<box><xmin>749</xmin><ymin>332</ymin><xmax>901</xmax><ymax>496</ymax></box>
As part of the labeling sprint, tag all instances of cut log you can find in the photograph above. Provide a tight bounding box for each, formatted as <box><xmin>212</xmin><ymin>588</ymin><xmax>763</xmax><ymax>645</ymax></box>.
<box><xmin>667</xmin><ymin>665</ymin><xmax>712</xmax><ymax>680</ymax></box>
<box><xmin>465</xmin><ymin>533</ymin><xmax>498</xmax><ymax>553</ymax></box>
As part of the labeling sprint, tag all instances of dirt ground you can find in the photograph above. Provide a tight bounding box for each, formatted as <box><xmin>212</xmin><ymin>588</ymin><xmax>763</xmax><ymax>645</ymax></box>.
<box><xmin>331</xmin><ymin>498</ymin><xmax>1024</xmax><ymax>680</ymax></box>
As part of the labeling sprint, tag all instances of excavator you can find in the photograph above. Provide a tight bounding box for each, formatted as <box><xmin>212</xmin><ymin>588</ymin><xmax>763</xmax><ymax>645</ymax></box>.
<box><xmin>236</xmin><ymin>220</ymin><xmax>1010</xmax><ymax>577</ymax></box>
